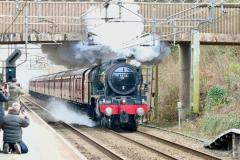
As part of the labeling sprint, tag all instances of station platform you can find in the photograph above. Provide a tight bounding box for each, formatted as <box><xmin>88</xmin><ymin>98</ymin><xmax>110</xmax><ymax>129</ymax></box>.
<box><xmin>0</xmin><ymin>110</ymin><xmax>87</xmax><ymax>160</ymax></box>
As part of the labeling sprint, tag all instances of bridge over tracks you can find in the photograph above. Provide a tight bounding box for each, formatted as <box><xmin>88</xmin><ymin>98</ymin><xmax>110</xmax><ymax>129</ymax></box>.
<box><xmin>0</xmin><ymin>1</ymin><xmax>239</xmax><ymax>44</ymax></box>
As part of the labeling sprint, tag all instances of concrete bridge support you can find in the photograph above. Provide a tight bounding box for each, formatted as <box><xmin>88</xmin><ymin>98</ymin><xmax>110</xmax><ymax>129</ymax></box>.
<box><xmin>179</xmin><ymin>42</ymin><xmax>191</xmax><ymax>119</ymax></box>
<box><xmin>191</xmin><ymin>29</ymin><xmax>200</xmax><ymax>114</ymax></box>
<box><xmin>179</xmin><ymin>29</ymin><xmax>200</xmax><ymax>119</ymax></box>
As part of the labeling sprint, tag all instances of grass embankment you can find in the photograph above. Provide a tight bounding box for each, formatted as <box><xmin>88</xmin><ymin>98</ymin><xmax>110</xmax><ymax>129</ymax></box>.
<box><xmin>150</xmin><ymin>45</ymin><xmax>240</xmax><ymax>139</ymax></box>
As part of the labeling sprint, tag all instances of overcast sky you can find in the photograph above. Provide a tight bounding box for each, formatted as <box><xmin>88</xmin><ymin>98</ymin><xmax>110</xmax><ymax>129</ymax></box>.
<box><xmin>0</xmin><ymin>44</ymin><xmax>65</xmax><ymax>91</ymax></box>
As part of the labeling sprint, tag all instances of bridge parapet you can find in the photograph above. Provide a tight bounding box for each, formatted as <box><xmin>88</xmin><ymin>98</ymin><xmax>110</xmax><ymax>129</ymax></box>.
<box><xmin>0</xmin><ymin>1</ymin><xmax>239</xmax><ymax>44</ymax></box>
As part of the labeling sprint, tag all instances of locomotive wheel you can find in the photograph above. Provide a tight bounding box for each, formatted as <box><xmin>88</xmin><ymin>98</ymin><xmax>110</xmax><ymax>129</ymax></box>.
<box><xmin>127</xmin><ymin>117</ymin><xmax>138</xmax><ymax>131</ymax></box>
<box><xmin>110</xmin><ymin>118</ymin><xmax>116</xmax><ymax>129</ymax></box>
<box><xmin>100</xmin><ymin>118</ymin><xmax>104</xmax><ymax>127</ymax></box>
<box><xmin>107</xmin><ymin>118</ymin><xmax>112</xmax><ymax>129</ymax></box>
<box><xmin>100</xmin><ymin>117</ymin><xmax>116</xmax><ymax>129</ymax></box>
<box><xmin>129</xmin><ymin>122</ymin><xmax>137</xmax><ymax>131</ymax></box>
<box><xmin>100</xmin><ymin>116</ymin><xmax>106</xmax><ymax>127</ymax></box>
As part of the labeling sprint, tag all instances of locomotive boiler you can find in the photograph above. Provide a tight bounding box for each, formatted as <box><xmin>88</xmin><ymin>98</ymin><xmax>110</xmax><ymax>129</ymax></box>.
<box><xmin>29</xmin><ymin>58</ymin><xmax>148</xmax><ymax>131</ymax></box>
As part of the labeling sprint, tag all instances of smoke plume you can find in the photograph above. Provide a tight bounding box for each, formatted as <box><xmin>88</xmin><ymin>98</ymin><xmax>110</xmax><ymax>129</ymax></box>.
<box><xmin>47</xmin><ymin>99</ymin><xmax>96</xmax><ymax>127</ymax></box>
<box><xmin>41</xmin><ymin>0</ymin><xmax>171</xmax><ymax>68</ymax></box>
<box><xmin>41</xmin><ymin>43</ymin><xmax>116</xmax><ymax>68</ymax></box>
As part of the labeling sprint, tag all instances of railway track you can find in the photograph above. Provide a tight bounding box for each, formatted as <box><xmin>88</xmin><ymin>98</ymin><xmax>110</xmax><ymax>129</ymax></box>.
<box><xmin>140</xmin><ymin>124</ymin><xmax>207</xmax><ymax>143</ymax></box>
<box><xmin>106</xmin><ymin>129</ymin><xmax>221</xmax><ymax>160</ymax></box>
<box><xmin>20</xmin><ymin>96</ymin><xmax>222</xmax><ymax>160</ymax></box>
<box><xmin>19</xmin><ymin>96</ymin><xmax>125</xmax><ymax>160</ymax></box>
<box><xmin>109</xmin><ymin>129</ymin><xmax>179</xmax><ymax>160</ymax></box>
<box><xmin>136</xmin><ymin>131</ymin><xmax>221</xmax><ymax>160</ymax></box>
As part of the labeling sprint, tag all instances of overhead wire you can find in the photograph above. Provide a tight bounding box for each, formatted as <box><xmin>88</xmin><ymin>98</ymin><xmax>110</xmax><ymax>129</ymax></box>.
<box><xmin>84</xmin><ymin>1</ymin><xmax>207</xmax><ymax>49</ymax></box>
<box><xmin>3</xmin><ymin>1</ymin><xmax>235</xmax><ymax>60</ymax></box>
<box><xmin>118</xmin><ymin>2</ymin><xmax>231</xmax><ymax>49</ymax></box>
<box><xmin>49</xmin><ymin>1</ymin><xmax>234</xmax><ymax>51</ymax></box>
<box><xmin>3</xmin><ymin>0</ymin><xmax>28</xmax><ymax>34</ymax></box>
<box><xmin>16</xmin><ymin>1</ymin><xmax>29</xmax><ymax>67</ymax></box>
<box><xmin>119</xmin><ymin>8</ymin><xmax>236</xmax><ymax>50</ymax></box>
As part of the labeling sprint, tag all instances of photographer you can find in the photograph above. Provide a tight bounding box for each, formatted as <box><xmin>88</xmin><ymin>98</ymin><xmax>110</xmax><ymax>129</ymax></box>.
<box><xmin>0</xmin><ymin>83</ymin><xmax>9</xmax><ymax>122</ymax></box>
<box><xmin>0</xmin><ymin>102</ymin><xmax>29</xmax><ymax>154</ymax></box>
<box><xmin>7</xmin><ymin>78</ymin><xmax>24</xmax><ymax>109</ymax></box>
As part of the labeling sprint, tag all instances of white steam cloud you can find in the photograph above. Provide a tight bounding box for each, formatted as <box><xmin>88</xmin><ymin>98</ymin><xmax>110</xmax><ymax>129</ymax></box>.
<box><xmin>47</xmin><ymin>99</ymin><xmax>96</xmax><ymax>127</ymax></box>
<box><xmin>41</xmin><ymin>0</ymin><xmax>171</xmax><ymax>68</ymax></box>
<box><xmin>129</xmin><ymin>59</ymin><xmax>141</xmax><ymax>67</ymax></box>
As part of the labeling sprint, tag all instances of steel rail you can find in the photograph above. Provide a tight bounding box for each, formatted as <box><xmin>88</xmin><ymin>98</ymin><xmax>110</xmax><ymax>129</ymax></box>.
<box><xmin>108</xmin><ymin>129</ymin><xmax>222</xmax><ymax>160</ymax></box>
<box><xmin>59</xmin><ymin>122</ymin><xmax>125</xmax><ymax>160</ymax></box>
<box><xmin>19</xmin><ymin>96</ymin><xmax>125</xmax><ymax>160</ymax></box>
<box><xmin>108</xmin><ymin>130</ymin><xmax>178</xmax><ymax>160</ymax></box>
<box><xmin>140</xmin><ymin>124</ymin><xmax>207</xmax><ymax>142</ymax></box>
<box><xmin>136</xmin><ymin>131</ymin><xmax>221</xmax><ymax>160</ymax></box>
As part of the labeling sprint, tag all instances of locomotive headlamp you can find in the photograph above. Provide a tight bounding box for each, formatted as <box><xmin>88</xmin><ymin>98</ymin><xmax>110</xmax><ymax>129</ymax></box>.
<box><xmin>122</xmin><ymin>99</ymin><xmax>126</xmax><ymax>104</ymax></box>
<box><xmin>137</xmin><ymin>107</ymin><xmax>144</xmax><ymax>116</ymax></box>
<box><xmin>105</xmin><ymin>107</ymin><xmax>113</xmax><ymax>116</ymax></box>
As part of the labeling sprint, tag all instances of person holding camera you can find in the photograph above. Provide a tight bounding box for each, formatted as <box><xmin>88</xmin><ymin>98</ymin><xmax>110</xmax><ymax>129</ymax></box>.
<box><xmin>0</xmin><ymin>102</ymin><xmax>29</xmax><ymax>154</ymax></box>
<box><xmin>7</xmin><ymin>78</ymin><xmax>24</xmax><ymax>109</ymax></box>
<box><xmin>0</xmin><ymin>83</ymin><xmax>9</xmax><ymax>122</ymax></box>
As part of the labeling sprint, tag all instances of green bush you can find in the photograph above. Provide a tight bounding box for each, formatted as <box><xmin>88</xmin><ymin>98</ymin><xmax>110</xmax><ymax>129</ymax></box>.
<box><xmin>216</xmin><ymin>114</ymin><xmax>240</xmax><ymax>133</ymax></box>
<box><xmin>206</xmin><ymin>85</ymin><xmax>226</xmax><ymax>110</ymax></box>
<box><xmin>201</xmin><ymin>113</ymin><xmax>240</xmax><ymax>136</ymax></box>
<box><xmin>225</xmin><ymin>63</ymin><xmax>240</xmax><ymax>93</ymax></box>
<box><xmin>200</xmin><ymin>114</ymin><xmax>220</xmax><ymax>135</ymax></box>
<box><xmin>226</xmin><ymin>0</ymin><xmax>240</xmax><ymax>2</ymax></box>
<box><xmin>229</xmin><ymin>63</ymin><xmax>240</xmax><ymax>75</ymax></box>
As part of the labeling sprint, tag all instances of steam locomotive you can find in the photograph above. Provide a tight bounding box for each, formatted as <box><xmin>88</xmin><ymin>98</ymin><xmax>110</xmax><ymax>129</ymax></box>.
<box><xmin>29</xmin><ymin>59</ymin><xmax>148</xmax><ymax>130</ymax></box>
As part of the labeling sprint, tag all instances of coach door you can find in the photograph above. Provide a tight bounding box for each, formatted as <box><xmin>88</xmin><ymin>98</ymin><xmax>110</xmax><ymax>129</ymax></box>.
<box><xmin>83</xmin><ymin>69</ymin><xmax>91</xmax><ymax>104</ymax></box>
<box><xmin>70</xmin><ymin>75</ymin><xmax>74</xmax><ymax>101</ymax></box>
<box><xmin>75</xmin><ymin>75</ymin><xmax>82</xmax><ymax>103</ymax></box>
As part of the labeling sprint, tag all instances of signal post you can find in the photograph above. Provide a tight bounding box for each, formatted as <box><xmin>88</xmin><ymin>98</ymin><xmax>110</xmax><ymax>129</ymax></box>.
<box><xmin>5</xmin><ymin>49</ymin><xmax>22</xmax><ymax>82</ymax></box>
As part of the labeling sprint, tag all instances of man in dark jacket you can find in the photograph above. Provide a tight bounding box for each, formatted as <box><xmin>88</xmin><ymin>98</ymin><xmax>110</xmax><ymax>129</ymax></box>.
<box><xmin>0</xmin><ymin>83</ymin><xmax>9</xmax><ymax>122</ymax></box>
<box><xmin>0</xmin><ymin>102</ymin><xmax>29</xmax><ymax>154</ymax></box>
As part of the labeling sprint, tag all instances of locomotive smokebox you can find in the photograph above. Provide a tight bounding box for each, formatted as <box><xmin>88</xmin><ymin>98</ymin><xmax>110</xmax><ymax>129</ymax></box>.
<box><xmin>107</xmin><ymin>62</ymin><xmax>139</xmax><ymax>95</ymax></box>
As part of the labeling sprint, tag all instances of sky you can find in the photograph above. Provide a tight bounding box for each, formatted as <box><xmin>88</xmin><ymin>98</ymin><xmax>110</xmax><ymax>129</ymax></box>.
<box><xmin>0</xmin><ymin>44</ymin><xmax>65</xmax><ymax>91</ymax></box>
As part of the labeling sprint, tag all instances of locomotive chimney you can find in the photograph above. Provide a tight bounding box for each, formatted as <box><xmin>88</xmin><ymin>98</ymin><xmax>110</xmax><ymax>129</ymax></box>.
<box><xmin>114</xmin><ymin>58</ymin><xmax>126</xmax><ymax>63</ymax></box>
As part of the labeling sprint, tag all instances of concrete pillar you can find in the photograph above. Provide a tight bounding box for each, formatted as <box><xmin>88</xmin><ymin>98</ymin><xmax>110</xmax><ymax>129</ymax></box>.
<box><xmin>232</xmin><ymin>133</ymin><xmax>240</xmax><ymax>157</ymax></box>
<box><xmin>191</xmin><ymin>29</ymin><xmax>200</xmax><ymax>113</ymax></box>
<box><xmin>179</xmin><ymin>42</ymin><xmax>191</xmax><ymax>119</ymax></box>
